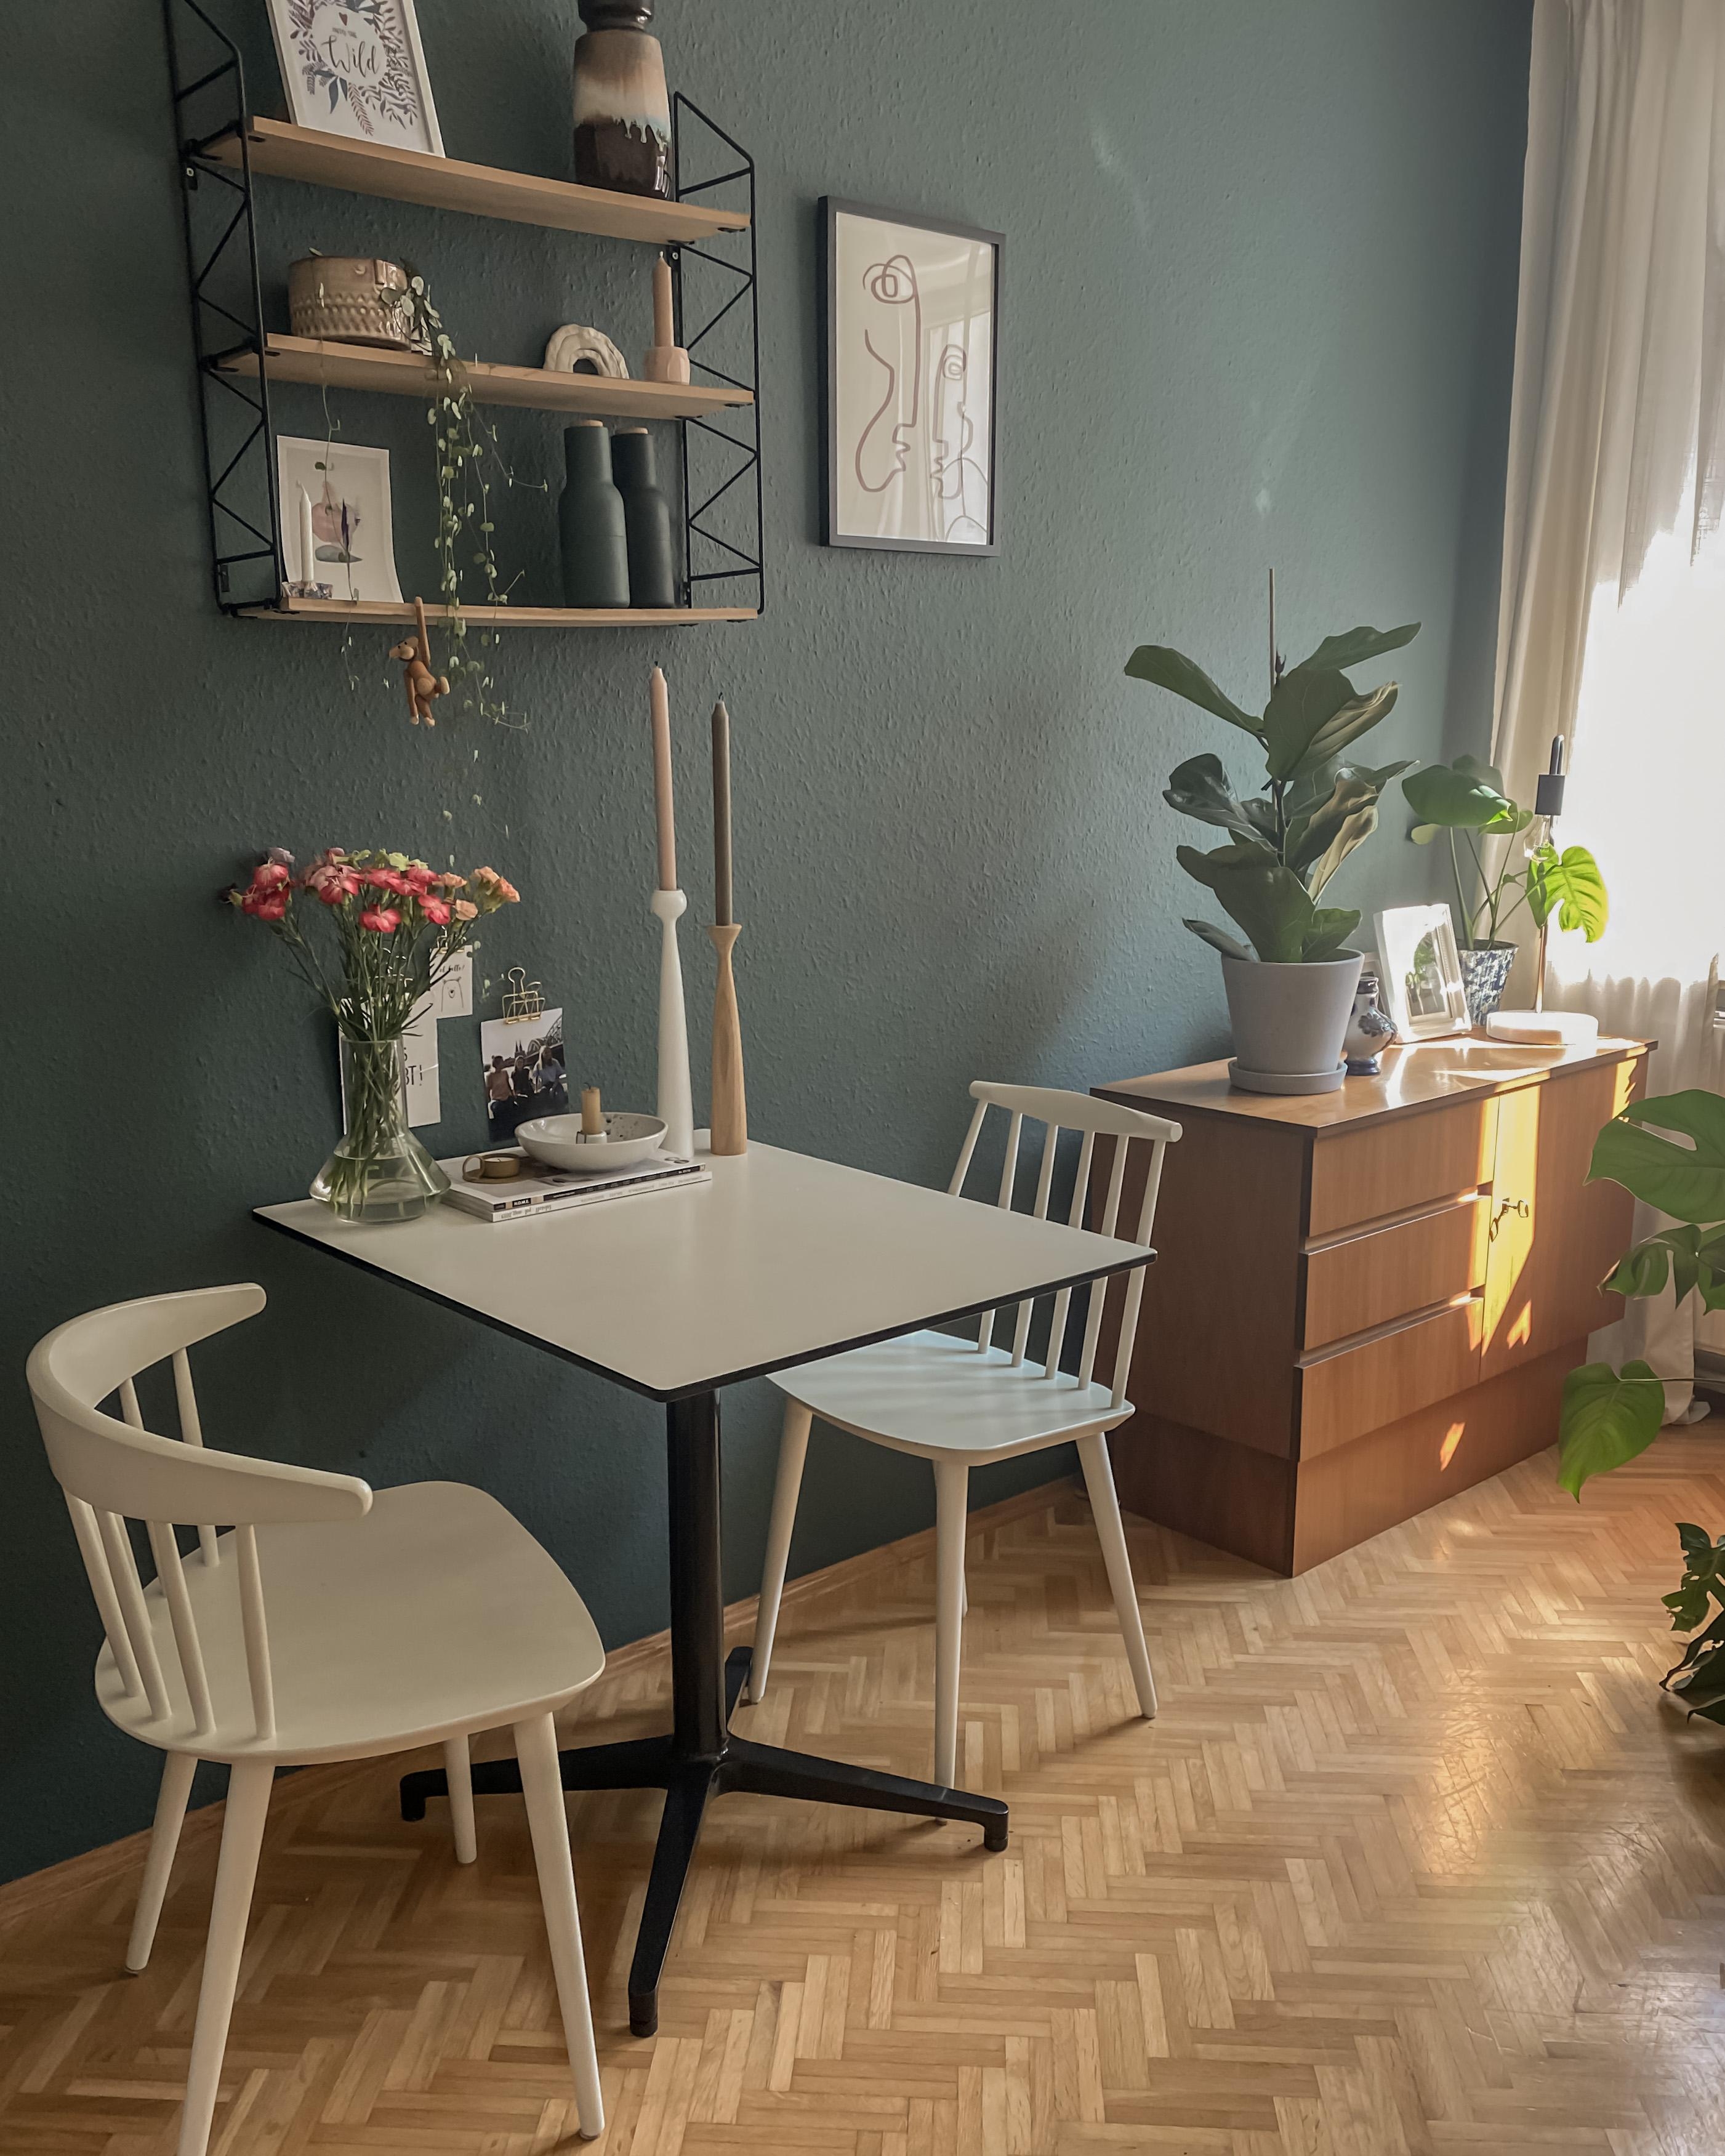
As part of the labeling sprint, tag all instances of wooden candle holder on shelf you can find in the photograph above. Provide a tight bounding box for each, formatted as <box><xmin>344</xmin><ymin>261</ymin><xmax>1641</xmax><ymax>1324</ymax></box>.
<box><xmin>708</xmin><ymin>923</ymin><xmax>747</xmax><ymax>1154</ymax></box>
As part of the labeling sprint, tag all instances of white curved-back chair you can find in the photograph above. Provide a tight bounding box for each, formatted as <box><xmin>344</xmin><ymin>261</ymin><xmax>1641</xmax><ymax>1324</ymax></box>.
<box><xmin>27</xmin><ymin>1285</ymin><xmax>606</xmax><ymax>2155</ymax></box>
<box><xmin>750</xmin><ymin>1083</ymin><xmax>1180</xmax><ymax>1787</ymax></box>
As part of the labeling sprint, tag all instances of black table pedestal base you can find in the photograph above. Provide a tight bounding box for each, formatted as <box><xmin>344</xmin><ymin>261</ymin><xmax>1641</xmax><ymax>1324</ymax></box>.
<box><xmin>399</xmin><ymin>1393</ymin><xmax>1008</xmax><ymax>2038</ymax></box>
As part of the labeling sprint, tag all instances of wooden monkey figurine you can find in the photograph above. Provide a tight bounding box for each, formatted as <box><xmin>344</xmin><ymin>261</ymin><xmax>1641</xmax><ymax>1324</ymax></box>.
<box><xmin>390</xmin><ymin>597</ymin><xmax>449</xmax><ymax>726</ymax></box>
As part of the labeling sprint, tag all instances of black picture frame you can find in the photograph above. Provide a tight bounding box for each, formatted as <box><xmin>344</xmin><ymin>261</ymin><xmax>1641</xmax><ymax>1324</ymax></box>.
<box><xmin>819</xmin><ymin>196</ymin><xmax>1002</xmax><ymax>557</ymax></box>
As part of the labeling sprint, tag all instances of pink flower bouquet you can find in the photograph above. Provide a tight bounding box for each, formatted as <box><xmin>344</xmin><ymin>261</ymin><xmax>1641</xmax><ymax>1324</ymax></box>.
<box><xmin>225</xmin><ymin>847</ymin><xmax>521</xmax><ymax>1220</ymax></box>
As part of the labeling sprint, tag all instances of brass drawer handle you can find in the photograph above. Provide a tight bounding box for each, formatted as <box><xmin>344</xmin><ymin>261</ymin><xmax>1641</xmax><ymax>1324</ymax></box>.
<box><xmin>1489</xmin><ymin>1197</ymin><xmax>1530</xmax><ymax>1241</ymax></box>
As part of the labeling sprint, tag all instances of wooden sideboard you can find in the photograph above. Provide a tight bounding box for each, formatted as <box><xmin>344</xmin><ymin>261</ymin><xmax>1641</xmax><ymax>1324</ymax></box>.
<box><xmin>1093</xmin><ymin>1035</ymin><xmax>1649</xmax><ymax>1575</ymax></box>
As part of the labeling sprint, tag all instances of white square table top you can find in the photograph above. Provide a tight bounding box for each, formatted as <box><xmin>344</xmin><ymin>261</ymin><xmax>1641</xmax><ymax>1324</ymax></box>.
<box><xmin>255</xmin><ymin>1141</ymin><xmax>1152</xmax><ymax>1402</ymax></box>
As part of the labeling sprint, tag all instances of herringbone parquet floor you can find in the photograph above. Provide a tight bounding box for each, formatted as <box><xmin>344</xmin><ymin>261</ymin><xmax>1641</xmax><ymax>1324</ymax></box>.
<box><xmin>6</xmin><ymin>1437</ymin><xmax>1725</xmax><ymax>2155</ymax></box>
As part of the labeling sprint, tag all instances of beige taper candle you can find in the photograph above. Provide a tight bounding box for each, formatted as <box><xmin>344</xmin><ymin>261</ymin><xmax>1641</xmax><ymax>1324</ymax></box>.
<box><xmin>649</xmin><ymin>664</ymin><xmax>677</xmax><ymax>891</ymax></box>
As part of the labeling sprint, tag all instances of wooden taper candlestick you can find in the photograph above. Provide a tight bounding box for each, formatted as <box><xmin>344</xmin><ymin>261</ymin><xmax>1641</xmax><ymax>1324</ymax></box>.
<box><xmin>643</xmin><ymin>251</ymin><xmax>691</xmax><ymax>384</ymax></box>
<box><xmin>707</xmin><ymin>923</ymin><xmax>747</xmax><ymax>1154</ymax></box>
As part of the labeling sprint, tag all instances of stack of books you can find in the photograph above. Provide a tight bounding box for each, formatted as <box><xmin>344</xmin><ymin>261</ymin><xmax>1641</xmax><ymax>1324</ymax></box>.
<box><xmin>439</xmin><ymin>1148</ymin><xmax>709</xmax><ymax>1224</ymax></box>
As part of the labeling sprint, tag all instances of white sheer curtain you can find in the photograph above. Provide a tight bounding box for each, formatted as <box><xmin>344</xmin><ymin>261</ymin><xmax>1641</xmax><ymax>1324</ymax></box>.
<box><xmin>1494</xmin><ymin>0</ymin><xmax>1725</xmax><ymax>1415</ymax></box>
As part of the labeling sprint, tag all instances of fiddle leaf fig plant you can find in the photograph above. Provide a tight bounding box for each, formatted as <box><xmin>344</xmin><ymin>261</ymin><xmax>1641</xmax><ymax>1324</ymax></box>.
<box><xmin>1558</xmin><ymin>1090</ymin><xmax>1725</xmax><ymax>1720</ymax></box>
<box><xmin>1401</xmin><ymin>754</ymin><xmax>1608</xmax><ymax>951</ymax></box>
<box><xmin>1127</xmin><ymin>619</ymin><xmax>1420</xmax><ymax>962</ymax></box>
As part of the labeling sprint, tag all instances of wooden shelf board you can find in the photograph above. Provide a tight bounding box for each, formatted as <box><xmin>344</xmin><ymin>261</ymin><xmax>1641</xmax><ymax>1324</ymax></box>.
<box><xmin>206</xmin><ymin>119</ymin><xmax>749</xmax><ymax>243</ymax></box>
<box><xmin>244</xmin><ymin>597</ymin><xmax>757</xmax><ymax>627</ymax></box>
<box><xmin>218</xmin><ymin>334</ymin><xmax>751</xmax><ymax>420</ymax></box>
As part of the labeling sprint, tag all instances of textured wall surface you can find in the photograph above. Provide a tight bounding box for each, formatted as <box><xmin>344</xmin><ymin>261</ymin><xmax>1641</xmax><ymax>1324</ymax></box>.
<box><xmin>0</xmin><ymin>0</ymin><xmax>1530</xmax><ymax>1881</ymax></box>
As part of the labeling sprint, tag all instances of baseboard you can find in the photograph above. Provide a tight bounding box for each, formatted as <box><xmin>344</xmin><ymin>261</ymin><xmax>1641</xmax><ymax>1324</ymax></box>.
<box><xmin>0</xmin><ymin>1471</ymin><xmax>1076</xmax><ymax>1924</ymax></box>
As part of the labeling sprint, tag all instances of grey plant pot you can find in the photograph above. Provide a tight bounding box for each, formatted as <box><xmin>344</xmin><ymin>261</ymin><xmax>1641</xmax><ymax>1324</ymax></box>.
<box><xmin>1458</xmin><ymin>942</ymin><xmax>1517</xmax><ymax>1026</ymax></box>
<box><xmin>1220</xmin><ymin>951</ymin><xmax>1365</xmax><ymax>1084</ymax></box>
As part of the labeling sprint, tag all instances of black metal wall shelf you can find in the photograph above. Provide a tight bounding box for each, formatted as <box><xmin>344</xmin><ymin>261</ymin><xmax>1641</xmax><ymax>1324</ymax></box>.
<box><xmin>163</xmin><ymin>0</ymin><xmax>764</xmax><ymax>625</ymax></box>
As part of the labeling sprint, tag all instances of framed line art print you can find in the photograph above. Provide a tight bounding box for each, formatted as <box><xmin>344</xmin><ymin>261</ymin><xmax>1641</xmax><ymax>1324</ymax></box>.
<box><xmin>820</xmin><ymin>198</ymin><xmax>1001</xmax><ymax>555</ymax></box>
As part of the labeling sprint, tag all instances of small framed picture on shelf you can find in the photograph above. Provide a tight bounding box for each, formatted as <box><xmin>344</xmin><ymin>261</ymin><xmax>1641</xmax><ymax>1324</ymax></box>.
<box><xmin>265</xmin><ymin>0</ymin><xmax>444</xmax><ymax>156</ymax></box>
<box><xmin>1374</xmin><ymin>904</ymin><xmax>1471</xmax><ymax>1041</ymax></box>
<box><xmin>277</xmin><ymin>436</ymin><xmax>403</xmax><ymax>603</ymax></box>
<box><xmin>820</xmin><ymin>198</ymin><xmax>1001</xmax><ymax>556</ymax></box>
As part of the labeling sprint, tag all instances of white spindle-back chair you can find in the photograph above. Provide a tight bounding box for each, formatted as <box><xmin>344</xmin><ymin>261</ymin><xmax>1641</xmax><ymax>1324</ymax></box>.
<box><xmin>28</xmin><ymin>1284</ymin><xmax>607</xmax><ymax>2155</ymax></box>
<box><xmin>749</xmin><ymin>1082</ymin><xmax>1181</xmax><ymax>1785</ymax></box>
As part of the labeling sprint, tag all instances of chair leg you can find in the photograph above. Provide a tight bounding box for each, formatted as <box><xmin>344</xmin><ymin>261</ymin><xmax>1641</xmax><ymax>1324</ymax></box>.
<box><xmin>933</xmin><ymin>1457</ymin><xmax>970</xmax><ymax>1787</ymax></box>
<box><xmin>443</xmin><ymin>1737</ymin><xmax>476</xmax><ymax>1864</ymax></box>
<box><xmin>126</xmin><ymin>1751</ymin><xmax>197</xmax><ymax>1973</ymax></box>
<box><xmin>749</xmin><ymin>1399</ymin><xmax>812</xmax><ymax>1703</ymax></box>
<box><xmin>176</xmin><ymin>1759</ymin><xmax>273</xmax><ymax>2156</ymax></box>
<box><xmin>1078</xmin><ymin>1432</ymin><xmax>1157</xmax><ymax>1720</ymax></box>
<box><xmin>515</xmin><ymin>1713</ymin><xmax>605</xmax><ymax>2142</ymax></box>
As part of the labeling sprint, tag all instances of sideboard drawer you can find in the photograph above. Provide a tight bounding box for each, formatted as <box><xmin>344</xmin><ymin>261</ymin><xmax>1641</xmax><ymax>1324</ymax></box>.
<box><xmin>1302</xmin><ymin>1196</ymin><xmax>1489</xmax><ymax>1350</ymax></box>
<box><xmin>1298</xmin><ymin>1297</ymin><xmax>1482</xmax><ymax>1455</ymax></box>
<box><xmin>1308</xmin><ymin>1101</ymin><xmax>1493</xmax><ymax>1237</ymax></box>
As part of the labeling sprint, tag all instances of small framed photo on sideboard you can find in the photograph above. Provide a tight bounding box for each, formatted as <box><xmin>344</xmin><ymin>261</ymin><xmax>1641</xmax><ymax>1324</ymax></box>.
<box><xmin>1374</xmin><ymin>904</ymin><xmax>1471</xmax><ymax>1040</ymax></box>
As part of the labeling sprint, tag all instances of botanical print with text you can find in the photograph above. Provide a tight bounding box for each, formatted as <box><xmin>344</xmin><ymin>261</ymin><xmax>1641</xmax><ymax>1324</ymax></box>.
<box><xmin>288</xmin><ymin>1</ymin><xmax>423</xmax><ymax>140</ymax></box>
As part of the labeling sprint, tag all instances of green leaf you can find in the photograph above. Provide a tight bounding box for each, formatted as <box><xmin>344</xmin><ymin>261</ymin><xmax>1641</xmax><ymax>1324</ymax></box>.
<box><xmin>1526</xmin><ymin>843</ymin><xmax>1609</xmax><ymax>941</ymax></box>
<box><xmin>1301</xmin><ymin>907</ymin><xmax>1361</xmax><ymax>962</ymax></box>
<box><xmin>1665</xmin><ymin>1580</ymin><xmax>1716</xmax><ymax>1631</ymax></box>
<box><xmin>1590</xmin><ymin>1092</ymin><xmax>1725</xmax><ymax>1223</ymax></box>
<box><xmin>1667</xmin><ymin>1648</ymin><xmax>1725</xmax><ymax>1719</ymax></box>
<box><xmin>1125</xmin><ymin>646</ymin><xmax>1261</xmax><ymax>734</ymax></box>
<box><xmin>1285</xmin><ymin>768</ymin><xmax>1394</xmax><ymax>874</ymax></box>
<box><xmin>1261</xmin><ymin>670</ymin><xmax>1365</xmax><ymax>782</ymax></box>
<box><xmin>1298</xmin><ymin>681</ymin><xmax>1400</xmax><ymax>774</ymax></box>
<box><xmin>1401</xmin><ymin>760</ymin><xmax>1519</xmax><ymax>832</ymax></box>
<box><xmin>1601</xmin><ymin>1240</ymin><xmax>1673</xmax><ymax>1300</ymax></box>
<box><xmin>1175</xmin><ymin>842</ymin><xmax>1315</xmax><ymax>963</ymax></box>
<box><xmin>1182</xmin><ymin>917</ymin><xmax>1255</xmax><ymax>962</ymax></box>
<box><xmin>1287</xmin><ymin>622</ymin><xmax>1421</xmax><ymax>675</ymax></box>
<box><xmin>1164</xmin><ymin>754</ymin><xmax>1262</xmax><ymax>843</ymax></box>
<box><xmin>1556</xmin><ymin>1359</ymin><xmax>1665</xmax><ymax>1497</ymax></box>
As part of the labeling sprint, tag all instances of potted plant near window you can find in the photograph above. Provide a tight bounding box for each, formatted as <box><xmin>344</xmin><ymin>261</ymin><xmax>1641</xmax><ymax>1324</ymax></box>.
<box><xmin>1125</xmin><ymin>616</ymin><xmax>1418</xmax><ymax>1092</ymax></box>
<box><xmin>1558</xmin><ymin>1090</ymin><xmax>1725</xmax><ymax>1723</ymax></box>
<box><xmin>1399</xmin><ymin>754</ymin><xmax>1608</xmax><ymax>1022</ymax></box>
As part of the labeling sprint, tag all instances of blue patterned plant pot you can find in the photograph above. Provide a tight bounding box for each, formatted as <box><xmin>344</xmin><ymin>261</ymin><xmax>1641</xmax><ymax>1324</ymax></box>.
<box><xmin>1459</xmin><ymin>943</ymin><xmax>1516</xmax><ymax>1026</ymax></box>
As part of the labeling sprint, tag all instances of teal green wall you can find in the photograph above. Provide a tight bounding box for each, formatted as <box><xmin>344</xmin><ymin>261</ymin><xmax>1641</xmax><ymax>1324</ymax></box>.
<box><xmin>0</xmin><ymin>0</ymin><xmax>1529</xmax><ymax>1881</ymax></box>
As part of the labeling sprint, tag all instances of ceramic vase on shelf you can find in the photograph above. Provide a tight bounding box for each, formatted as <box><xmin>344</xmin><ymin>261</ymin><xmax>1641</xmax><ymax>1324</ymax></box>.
<box><xmin>1458</xmin><ymin>942</ymin><xmax>1517</xmax><ymax>1026</ymax></box>
<box><xmin>313</xmin><ymin>1036</ymin><xmax>449</xmax><ymax>1224</ymax></box>
<box><xmin>610</xmin><ymin>427</ymin><xmax>677</xmax><ymax>608</ymax></box>
<box><xmin>572</xmin><ymin>0</ymin><xmax>672</xmax><ymax>199</ymax></box>
<box><xmin>558</xmin><ymin>421</ymin><xmax>630</xmax><ymax>607</ymax></box>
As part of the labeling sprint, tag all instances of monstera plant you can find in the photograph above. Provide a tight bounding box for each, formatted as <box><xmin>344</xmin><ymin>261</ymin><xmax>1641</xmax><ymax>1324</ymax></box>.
<box><xmin>1125</xmin><ymin>621</ymin><xmax>1420</xmax><ymax>964</ymax></box>
<box><xmin>1560</xmin><ymin>1089</ymin><xmax>1725</xmax><ymax>1721</ymax></box>
<box><xmin>1401</xmin><ymin>754</ymin><xmax>1607</xmax><ymax>951</ymax></box>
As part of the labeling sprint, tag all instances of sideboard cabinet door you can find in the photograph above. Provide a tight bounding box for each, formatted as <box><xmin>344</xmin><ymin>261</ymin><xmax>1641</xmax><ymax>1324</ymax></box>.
<box><xmin>1479</xmin><ymin>1061</ymin><xmax>1644</xmax><ymax>1383</ymax></box>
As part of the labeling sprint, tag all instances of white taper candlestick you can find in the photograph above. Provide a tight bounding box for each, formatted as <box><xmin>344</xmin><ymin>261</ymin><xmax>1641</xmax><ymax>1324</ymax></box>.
<box><xmin>650</xmin><ymin>885</ymin><xmax>694</xmax><ymax>1158</ymax></box>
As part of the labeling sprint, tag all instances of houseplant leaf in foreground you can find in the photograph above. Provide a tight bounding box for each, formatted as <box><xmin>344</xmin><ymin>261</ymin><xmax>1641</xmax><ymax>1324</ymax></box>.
<box><xmin>1590</xmin><ymin>1091</ymin><xmax>1725</xmax><ymax>1223</ymax></box>
<box><xmin>1557</xmin><ymin>1360</ymin><xmax>1665</xmax><ymax>1497</ymax></box>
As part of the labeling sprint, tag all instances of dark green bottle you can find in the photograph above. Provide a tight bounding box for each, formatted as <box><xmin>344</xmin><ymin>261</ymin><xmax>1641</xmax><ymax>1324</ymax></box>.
<box><xmin>609</xmin><ymin>427</ymin><xmax>677</xmax><ymax>609</ymax></box>
<box><xmin>558</xmin><ymin>421</ymin><xmax>629</xmax><ymax>607</ymax></box>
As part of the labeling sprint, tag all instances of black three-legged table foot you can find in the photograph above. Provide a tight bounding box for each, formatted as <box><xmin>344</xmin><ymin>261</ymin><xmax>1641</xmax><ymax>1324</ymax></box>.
<box><xmin>400</xmin><ymin>1390</ymin><xmax>1008</xmax><ymax>2037</ymax></box>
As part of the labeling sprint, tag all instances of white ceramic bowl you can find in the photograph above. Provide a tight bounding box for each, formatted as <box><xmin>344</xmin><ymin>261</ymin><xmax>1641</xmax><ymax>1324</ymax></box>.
<box><xmin>516</xmin><ymin>1111</ymin><xmax>668</xmax><ymax>1172</ymax></box>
